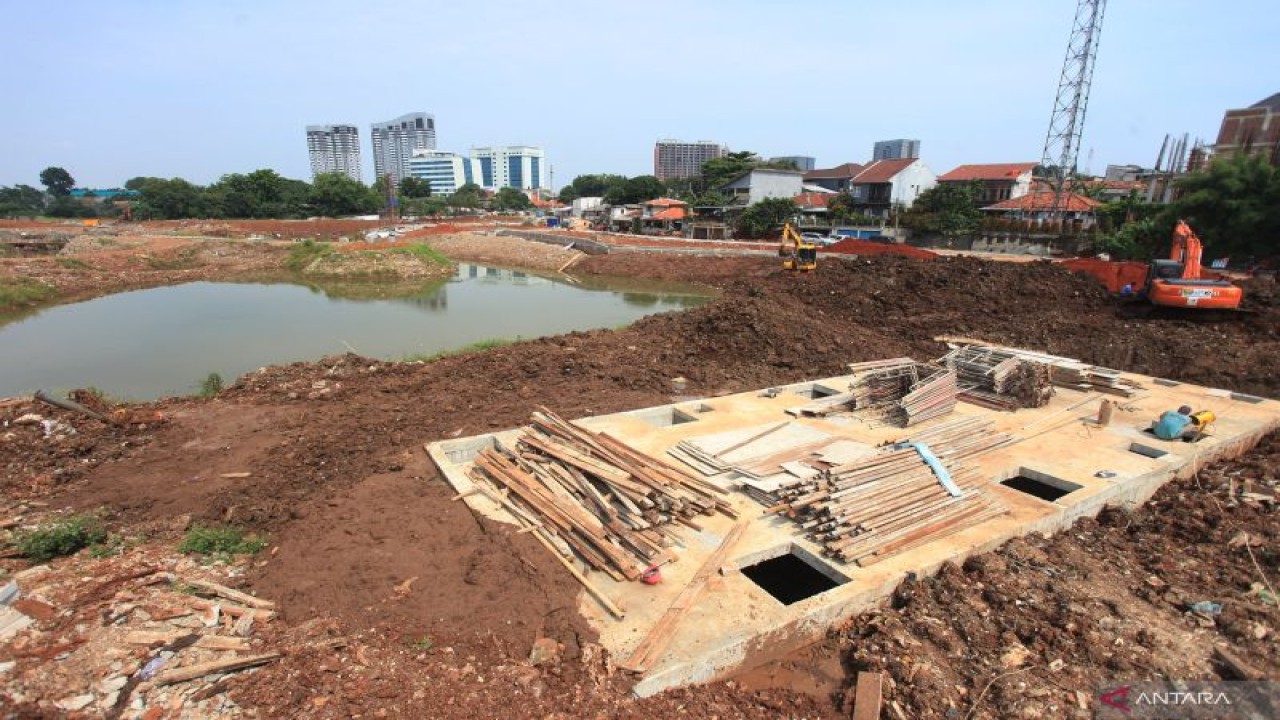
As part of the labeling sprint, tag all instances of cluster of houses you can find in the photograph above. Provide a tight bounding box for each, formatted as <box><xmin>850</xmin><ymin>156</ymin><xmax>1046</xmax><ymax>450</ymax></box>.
<box><xmin>549</xmin><ymin>160</ymin><xmax>1144</xmax><ymax>238</ymax></box>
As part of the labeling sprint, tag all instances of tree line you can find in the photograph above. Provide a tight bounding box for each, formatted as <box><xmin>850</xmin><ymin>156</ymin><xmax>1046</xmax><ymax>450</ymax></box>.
<box><xmin>0</xmin><ymin>167</ymin><xmax>536</xmax><ymax>221</ymax></box>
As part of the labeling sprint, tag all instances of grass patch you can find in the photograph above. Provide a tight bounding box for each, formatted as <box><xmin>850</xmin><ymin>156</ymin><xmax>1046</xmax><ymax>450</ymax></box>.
<box><xmin>141</xmin><ymin>251</ymin><xmax>200</xmax><ymax>270</ymax></box>
<box><xmin>179</xmin><ymin>525</ymin><xmax>267</xmax><ymax>559</ymax></box>
<box><xmin>0</xmin><ymin>276</ymin><xmax>57</xmax><ymax>310</ymax></box>
<box><xmin>198</xmin><ymin>372</ymin><xmax>224</xmax><ymax>398</ymax></box>
<box><xmin>390</xmin><ymin>244</ymin><xmax>451</xmax><ymax>265</ymax></box>
<box><xmin>408</xmin><ymin>635</ymin><xmax>435</xmax><ymax>651</ymax></box>
<box><xmin>286</xmin><ymin>239</ymin><xmax>332</xmax><ymax>271</ymax></box>
<box><xmin>55</xmin><ymin>257</ymin><xmax>92</xmax><ymax>270</ymax></box>
<box><xmin>404</xmin><ymin>337</ymin><xmax>518</xmax><ymax>362</ymax></box>
<box><xmin>17</xmin><ymin>514</ymin><xmax>108</xmax><ymax>562</ymax></box>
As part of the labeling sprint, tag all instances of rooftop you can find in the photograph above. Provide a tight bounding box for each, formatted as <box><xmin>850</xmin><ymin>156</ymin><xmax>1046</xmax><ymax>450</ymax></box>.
<box><xmin>982</xmin><ymin>191</ymin><xmax>1102</xmax><ymax>212</ymax></box>
<box><xmin>803</xmin><ymin>163</ymin><xmax>864</xmax><ymax>181</ymax></box>
<box><xmin>851</xmin><ymin>158</ymin><xmax>919</xmax><ymax>184</ymax></box>
<box><xmin>939</xmin><ymin>163</ymin><xmax>1038</xmax><ymax>182</ymax></box>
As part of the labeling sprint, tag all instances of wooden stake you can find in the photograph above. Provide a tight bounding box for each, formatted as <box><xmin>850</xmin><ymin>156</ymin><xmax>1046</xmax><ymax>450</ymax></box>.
<box><xmin>152</xmin><ymin>652</ymin><xmax>282</xmax><ymax>686</ymax></box>
<box><xmin>852</xmin><ymin>671</ymin><xmax>883</xmax><ymax>720</ymax></box>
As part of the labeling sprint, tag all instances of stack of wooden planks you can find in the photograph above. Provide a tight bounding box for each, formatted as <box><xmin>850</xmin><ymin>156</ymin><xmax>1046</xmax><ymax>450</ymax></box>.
<box><xmin>949</xmin><ymin>343</ymin><xmax>1143</xmax><ymax>398</ymax></box>
<box><xmin>848</xmin><ymin>360</ymin><xmax>957</xmax><ymax>427</ymax></box>
<box><xmin>467</xmin><ymin>408</ymin><xmax>737</xmax><ymax>585</ymax></box>
<box><xmin>766</xmin><ymin>417</ymin><xmax>1009</xmax><ymax>565</ymax></box>
<box><xmin>942</xmin><ymin>346</ymin><xmax>1055</xmax><ymax>410</ymax></box>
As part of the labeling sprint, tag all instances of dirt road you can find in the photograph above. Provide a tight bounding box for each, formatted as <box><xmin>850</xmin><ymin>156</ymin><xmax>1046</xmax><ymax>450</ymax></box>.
<box><xmin>1</xmin><ymin>227</ymin><xmax>1277</xmax><ymax>718</ymax></box>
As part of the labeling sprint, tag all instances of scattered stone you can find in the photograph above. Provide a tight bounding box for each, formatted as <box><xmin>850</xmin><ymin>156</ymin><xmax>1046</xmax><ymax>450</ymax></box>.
<box><xmin>528</xmin><ymin>638</ymin><xmax>561</xmax><ymax>667</ymax></box>
<box><xmin>55</xmin><ymin>694</ymin><xmax>95</xmax><ymax>712</ymax></box>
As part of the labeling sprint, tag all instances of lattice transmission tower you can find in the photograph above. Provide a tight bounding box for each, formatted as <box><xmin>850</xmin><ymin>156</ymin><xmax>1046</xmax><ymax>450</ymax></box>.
<box><xmin>1039</xmin><ymin>0</ymin><xmax>1107</xmax><ymax>221</ymax></box>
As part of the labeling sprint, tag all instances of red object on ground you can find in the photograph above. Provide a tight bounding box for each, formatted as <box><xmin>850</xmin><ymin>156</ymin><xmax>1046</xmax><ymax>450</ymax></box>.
<box><xmin>823</xmin><ymin>239</ymin><xmax>938</xmax><ymax>260</ymax></box>
<box><xmin>640</xmin><ymin>565</ymin><xmax>663</xmax><ymax>584</ymax></box>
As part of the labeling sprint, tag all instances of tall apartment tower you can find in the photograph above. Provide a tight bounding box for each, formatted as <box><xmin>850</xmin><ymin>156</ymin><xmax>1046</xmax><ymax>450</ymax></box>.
<box><xmin>872</xmin><ymin>139</ymin><xmax>921</xmax><ymax>161</ymax></box>
<box><xmin>306</xmin><ymin>124</ymin><xmax>363</xmax><ymax>181</ymax></box>
<box><xmin>371</xmin><ymin>112</ymin><xmax>437</xmax><ymax>184</ymax></box>
<box><xmin>469</xmin><ymin>146</ymin><xmax>546</xmax><ymax>190</ymax></box>
<box><xmin>653</xmin><ymin>139</ymin><xmax>727</xmax><ymax>180</ymax></box>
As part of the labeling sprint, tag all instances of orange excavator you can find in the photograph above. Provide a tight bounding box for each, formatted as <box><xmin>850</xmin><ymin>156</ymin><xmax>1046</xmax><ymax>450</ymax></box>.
<box><xmin>1145</xmin><ymin>220</ymin><xmax>1243</xmax><ymax>310</ymax></box>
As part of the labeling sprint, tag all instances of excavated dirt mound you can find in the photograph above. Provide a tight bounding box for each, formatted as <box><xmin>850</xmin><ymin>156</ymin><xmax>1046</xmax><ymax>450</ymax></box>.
<box><xmin>4</xmin><ymin>248</ymin><xmax>1279</xmax><ymax>717</ymax></box>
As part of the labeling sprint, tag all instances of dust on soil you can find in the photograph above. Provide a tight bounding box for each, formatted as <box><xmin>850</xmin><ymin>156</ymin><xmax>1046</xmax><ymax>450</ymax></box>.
<box><xmin>2</xmin><ymin>230</ymin><xmax>1278</xmax><ymax>718</ymax></box>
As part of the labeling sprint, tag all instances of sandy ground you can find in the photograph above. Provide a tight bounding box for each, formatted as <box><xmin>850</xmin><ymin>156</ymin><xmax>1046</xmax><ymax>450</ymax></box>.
<box><xmin>1</xmin><ymin>222</ymin><xmax>1277</xmax><ymax>718</ymax></box>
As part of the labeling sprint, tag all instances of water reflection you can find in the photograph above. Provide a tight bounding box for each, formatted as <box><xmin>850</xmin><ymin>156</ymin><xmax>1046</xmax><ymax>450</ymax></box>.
<box><xmin>0</xmin><ymin>264</ymin><xmax>710</xmax><ymax>400</ymax></box>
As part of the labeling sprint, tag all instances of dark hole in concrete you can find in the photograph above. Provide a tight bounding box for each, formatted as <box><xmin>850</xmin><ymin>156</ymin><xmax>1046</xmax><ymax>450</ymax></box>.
<box><xmin>1129</xmin><ymin>442</ymin><xmax>1169</xmax><ymax>459</ymax></box>
<box><xmin>794</xmin><ymin>384</ymin><xmax>842</xmax><ymax>400</ymax></box>
<box><xmin>1001</xmin><ymin>475</ymin><xmax>1074</xmax><ymax>502</ymax></box>
<box><xmin>742</xmin><ymin>553</ymin><xmax>840</xmax><ymax>605</ymax></box>
<box><xmin>1153</xmin><ymin>378</ymin><xmax>1181</xmax><ymax>387</ymax></box>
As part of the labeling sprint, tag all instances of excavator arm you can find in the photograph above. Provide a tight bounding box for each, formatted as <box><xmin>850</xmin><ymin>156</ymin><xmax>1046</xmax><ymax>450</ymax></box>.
<box><xmin>778</xmin><ymin>223</ymin><xmax>817</xmax><ymax>272</ymax></box>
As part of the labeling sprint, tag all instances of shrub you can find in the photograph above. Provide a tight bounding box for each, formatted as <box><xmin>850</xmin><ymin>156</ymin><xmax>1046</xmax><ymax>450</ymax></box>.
<box><xmin>179</xmin><ymin>525</ymin><xmax>266</xmax><ymax>557</ymax></box>
<box><xmin>286</xmin><ymin>239</ymin><xmax>331</xmax><ymax>271</ymax></box>
<box><xmin>0</xmin><ymin>277</ymin><xmax>57</xmax><ymax>310</ymax></box>
<box><xmin>199</xmin><ymin>372</ymin><xmax>224</xmax><ymax>398</ymax></box>
<box><xmin>17</xmin><ymin>515</ymin><xmax>108</xmax><ymax>562</ymax></box>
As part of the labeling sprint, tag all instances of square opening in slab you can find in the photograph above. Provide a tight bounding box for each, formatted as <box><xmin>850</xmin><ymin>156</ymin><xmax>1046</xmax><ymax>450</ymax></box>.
<box><xmin>1231</xmin><ymin>392</ymin><xmax>1264</xmax><ymax>404</ymax></box>
<box><xmin>1153</xmin><ymin>378</ymin><xmax>1181</xmax><ymax>387</ymax></box>
<box><xmin>790</xmin><ymin>383</ymin><xmax>843</xmax><ymax>400</ymax></box>
<box><xmin>1129</xmin><ymin>442</ymin><xmax>1169</xmax><ymax>459</ymax></box>
<box><xmin>689</xmin><ymin>403</ymin><xmax>715</xmax><ymax>414</ymax></box>
<box><xmin>1000</xmin><ymin>468</ymin><xmax>1082</xmax><ymax>503</ymax></box>
<box><xmin>740</xmin><ymin>545</ymin><xmax>848</xmax><ymax>606</ymax></box>
<box><xmin>629</xmin><ymin>406</ymin><xmax>699</xmax><ymax>428</ymax></box>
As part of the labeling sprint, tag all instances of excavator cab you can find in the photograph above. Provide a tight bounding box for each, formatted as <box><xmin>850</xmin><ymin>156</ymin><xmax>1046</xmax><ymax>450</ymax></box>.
<box><xmin>779</xmin><ymin>223</ymin><xmax>818</xmax><ymax>272</ymax></box>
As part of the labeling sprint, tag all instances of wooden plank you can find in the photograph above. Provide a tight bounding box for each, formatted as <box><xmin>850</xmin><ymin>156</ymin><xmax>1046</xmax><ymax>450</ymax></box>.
<box><xmin>852</xmin><ymin>671</ymin><xmax>883</xmax><ymax>720</ymax></box>
<box><xmin>182</xmin><ymin>578</ymin><xmax>275</xmax><ymax>609</ymax></box>
<box><xmin>151</xmin><ymin>652</ymin><xmax>282</xmax><ymax>686</ymax></box>
<box><xmin>187</xmin><ymin>599</ymin><xmax>275</xmax><ymax>622</ymax></box>
<box><xmin>123</xmin><ymin>631</ymin><xmax>250</xmax><ymax>651</ymax></box>
<box><xmin>529</xmin><ymin>530</ymin><xmax>626</xmax><ymax>620</ymax></box>
<box><xmin>622</xmin><ymin>520</ymin><xmax>750</xmax><ymax>673</ymax></box>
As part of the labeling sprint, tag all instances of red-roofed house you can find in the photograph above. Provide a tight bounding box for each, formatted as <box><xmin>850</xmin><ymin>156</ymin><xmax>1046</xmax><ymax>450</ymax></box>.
<box><xmin>848</xmin><ymin>158</ymin><xmax>936</xmax><ymax>218</ymax></box>
<box><xmin>641</xmin><ymin>197</ymin><xmax>688</xmax><ymax>233</ymax></box>
<box><xmin>980</xmin><ymin>191</ymin><xmax>1101</xmax><ymax>226</ymax></box>
<box><xmin>937</xmin><ymin>162</ymin><xmax>1038</xmax><ymax>205</ymax></box>
<box><xmin>802</xmin><ymin>163</ymin><xmax>864</xmax><ymax>192</ymax></box>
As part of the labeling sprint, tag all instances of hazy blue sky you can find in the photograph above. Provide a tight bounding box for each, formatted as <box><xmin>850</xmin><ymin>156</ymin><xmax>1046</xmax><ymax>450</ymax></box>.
<box><xmin>2</xmin><ymin>0</ymin><xmax>1275</xmax><ymax>189</ymax></box>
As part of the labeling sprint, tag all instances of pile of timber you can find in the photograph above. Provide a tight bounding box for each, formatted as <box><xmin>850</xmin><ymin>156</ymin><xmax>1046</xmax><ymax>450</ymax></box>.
<box><xmin>942</xmin><ymin>346</ymin><xmax>1055</xmax><ymax>410</ymax></box>
<box><xmin>951</xmin><ymin>343</ymin><xmax>1143</xmax><ymax>398</ymax></box>
<box><xmin>849</xmin><ymin>360</ymin><xmax>957</xmax><ymax>426</ymax></box>
<box><xmin>767</xmin><ymin>417</ymin><xmax>1010</xmax><ymax>565</ymax></box>
<box><xmin>467</xmin><ymin>408</ymin><xmax>737</xmax><ymax>583</ymax></box>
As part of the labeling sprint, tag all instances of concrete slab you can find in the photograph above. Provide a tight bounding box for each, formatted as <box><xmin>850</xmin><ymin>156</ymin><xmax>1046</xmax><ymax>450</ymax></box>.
<box><xmin>426</xmin><ymin>360</ymin><xmax>1280</xmax><ymax>697</ymax></box>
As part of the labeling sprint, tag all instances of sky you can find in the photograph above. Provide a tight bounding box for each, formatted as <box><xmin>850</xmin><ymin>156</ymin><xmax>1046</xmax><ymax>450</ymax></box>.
<box><xmin>2</xmin><ymin>0</ymin><xmax>1276</xmax><ymax>190</ymax></box>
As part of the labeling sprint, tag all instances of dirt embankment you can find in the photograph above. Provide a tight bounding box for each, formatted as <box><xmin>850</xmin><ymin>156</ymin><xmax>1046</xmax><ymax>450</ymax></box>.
<box><xmin>2</xmin><ymin>242</ymin><xmax>1278</xmax><ymax>717</ymax></box>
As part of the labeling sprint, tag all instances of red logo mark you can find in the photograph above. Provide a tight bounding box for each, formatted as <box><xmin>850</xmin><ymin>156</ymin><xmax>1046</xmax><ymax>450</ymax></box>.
<box><xmin>1101</xmin><ymin>685</ymin><xmax>1132</xmax><ymax>713</ymax></box>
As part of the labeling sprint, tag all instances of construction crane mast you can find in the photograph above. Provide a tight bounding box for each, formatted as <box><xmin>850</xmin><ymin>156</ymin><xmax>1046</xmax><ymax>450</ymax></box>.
<box><xmin>1039</xmin><ymin>0</ymin><xmax>1107</xmax><ymax>222</ymax></box>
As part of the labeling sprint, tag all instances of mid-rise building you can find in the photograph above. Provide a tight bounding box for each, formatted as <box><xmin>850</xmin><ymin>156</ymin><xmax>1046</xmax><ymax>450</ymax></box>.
<box><xmin>371</xmin><ymin>112</ymin><xmax>437</xmax><ymax>184</ymax></box>
<box><xmin>769</xmin><ymin>155</ymin><xmax>816</xmax><ymax>172</ymax></box>
<box><xmin>872</xmin><ymin>139</ymin><xmax>921</xmax><ymax>161</ymax></box>
<box><xmin>470</xmin><ymin>146</ymin><xmax>546</xmax><ymax>190</ymax></box>
<box><xmin>406</xmin><ymin>150</ymin><xmax>480</xmax><ymax>195</ymax></box>
<box><xmin>1214</xmin><ymin>92</ymin><xmax>1280</xmax><ymax>167</ymax></box>
<box><xmin>306</xmin><ymin>124</ymin><xmax>363</xmax><ymax>181</ymax></box>
<box><xmin>653</xmin><ymin>139</ymin><xmax>727</xmax><ymax>180</ymax></box>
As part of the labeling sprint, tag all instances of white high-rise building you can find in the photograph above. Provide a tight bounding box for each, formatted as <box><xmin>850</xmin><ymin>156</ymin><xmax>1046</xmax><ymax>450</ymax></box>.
<box><xmin>407</xmin><ymin>150</ymin><xmax>481</xmax><ymax>195</ymax></box>
<box><xmin>470</xmin><ymin>146</ymin><xmax>546</xmax><ymax>190</ymax></box>
<box><xmin>653</xmin><ymin>139</ymin><xmax>727</xmax><ymax>180</ymax></box>
<box><xmin>306</xmin><ymin>124</ymin><xmax>363</xmax><ymax>181</ymax></box>
<box><xmin>371</xmin><ymin>112</ymin><xmax>437</xmax><ymax>184</ymax></box>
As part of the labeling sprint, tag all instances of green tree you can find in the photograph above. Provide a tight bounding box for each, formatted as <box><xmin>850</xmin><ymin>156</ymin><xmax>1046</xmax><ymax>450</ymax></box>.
<box><xmin>0</xmin><ymin>185</ymin><xmax>45</xmax><ymax>217</ymax></box>
<box><xmin>39</xmin><ymin>167</ymin><xmax>75</xmax><ymax>197</ymax></box>
<box><xmin>309</xmin><ymin>173</ymin><xmax>380</xmax><ymax>217</ymax></box>
<box><xmin>45</xmin><ymin>195</ymin><xmax>95</xmax><ymax>218</ymax></box>
<box><xmin>124</xmin><ymin>177</ymin><xmax>156</xmax><ymax>191</ymax></box>
<box><xmin>448</xmin><ymin>182</ymin><xmax>484</xmax><ymax>209</ymax></box>
<box><xmin>560</xmin><ymin>174</ymin><xmax>627</xmax><ymax>203</ymax></box>
<box><xmin>133</xmin><ymin>178</ymin><xmax>209</xmax><ymax>219</ymax></box>
<box><xmin>701</xmin><ymin>152</ymin><xmax>762</xmax><ymax>192</ymax></box>
<box><xmin>604</xmin><ymin>175</ymin><xmax>666</xmax><ymax>205</ymax></box>
<box><xmin>400</xmin><ymin>177</ymin><xmax>432</xmax><ymax>199</ymax></box>
<box><xmin>493</xmin><ymin>187</ymin><xmax>532</xmax><ymax>212</ymax></box>
<box><xmin>406</xmin><ymin>196</ymin><xmax>449</xmax><ymax>217</ymax></box>
<box><xmin>902</xmin><ymin>182</ymin><xmax>982</xmax><ymax>236</ymax></box>
<box><xmin>737</xmin><ymin>198</ymin><xmax>798</xmax><ymax>238</ymax></box>
<box><xmin>1172</xmin><ymin>153</ymin><xmax>1280</xmax><ymax>259</ymax></box>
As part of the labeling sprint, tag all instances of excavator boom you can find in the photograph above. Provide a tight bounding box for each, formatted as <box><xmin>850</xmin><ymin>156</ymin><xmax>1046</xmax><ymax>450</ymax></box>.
<box><xmin>778</xmin><ymin>223</ymin><xmax>817</xmax><ymax>272</ymax></box>
<box><xmin>1147</xmin><ymin>220</ymin><xmax>1242</xmax><ymax>309</ymax></box>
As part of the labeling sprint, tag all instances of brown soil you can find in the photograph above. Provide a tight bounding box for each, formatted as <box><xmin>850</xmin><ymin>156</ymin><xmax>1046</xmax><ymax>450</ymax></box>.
<box><xmin>1</xmin><ymin>230</ymin><xmax>1278</xmax><ymax>718</ymax></box>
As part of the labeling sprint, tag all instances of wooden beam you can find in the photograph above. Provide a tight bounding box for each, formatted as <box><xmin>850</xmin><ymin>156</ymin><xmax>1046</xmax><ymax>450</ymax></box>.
<box><xmin>152</xmin><ymin>652</ymin><xmax>282</xmax><ymax>686</ymax></box>
<box><xmin>851</xmin><ymin>671</ymin><xmax>883</xmax><ymax>720</ymax></box>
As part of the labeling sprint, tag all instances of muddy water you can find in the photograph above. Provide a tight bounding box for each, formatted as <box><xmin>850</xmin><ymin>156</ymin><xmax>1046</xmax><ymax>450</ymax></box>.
<box><xmin>0</xmin><ymin>263</ymin><xmax>708</xmax><ymax>401</ymax></box>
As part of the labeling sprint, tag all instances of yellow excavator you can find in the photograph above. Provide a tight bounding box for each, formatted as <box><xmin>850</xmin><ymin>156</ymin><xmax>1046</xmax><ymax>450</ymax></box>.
<box><xmin>778</xmin><ymin>223</ymin><xmax>817</xmax><ymax>272</ymax></box>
